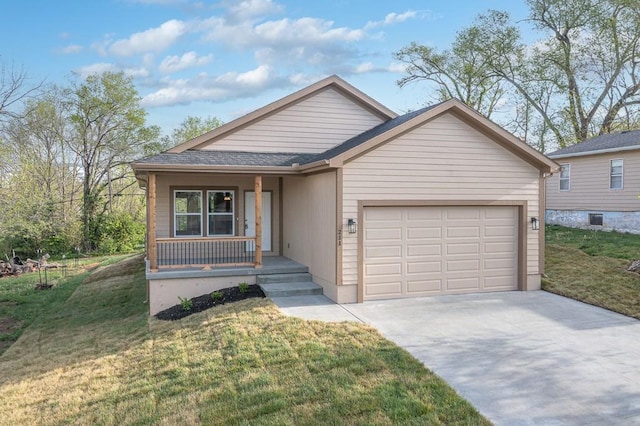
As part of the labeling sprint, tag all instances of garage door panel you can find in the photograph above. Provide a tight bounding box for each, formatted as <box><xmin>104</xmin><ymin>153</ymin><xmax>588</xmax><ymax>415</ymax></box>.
<box><xmin>365</xmin><ymin>245</ymin><xmax>402</xmax><ymax>259</ymax></box>
<box><xmin>406</xmin><ymin>208</ymin><xmax>443</xmax><ymax>220</ymax></box>
<box><xmin>364</xmin><ymin>205</ymin><xmax>518</xmax><ymax>300</ymax></box>
<box><xmin>446</xmin><ymin>259</ymin><xmax>480</xmax><ymax>272</ymax></box>
<box><xmin>365</xmin><ymin>207</ymin><xmax>402</xmax><ymax>221</ymax></box>
<box><xmin>484</xmin><ymin>258</ymin><xmax>516</xmax><ymax>270</ymax></box>
<box><xmin>485</xmin><ymin>241</ymin><xmax>515</xmax><ymax>254</ymax></box>
<box><xmin>446</xmin><ymin>277</ymin><xmax>480</xmax><ymax>291</ymax></box>
<box><xmin>365</xmin><ymin>262</ymin><xmax>402</xmax><ymax>277</ymax></box>
<box><xmin>407</xmin><ymin>227</ymin><xmax>441</xmax><ymax>239</ymax></box>
<box><xmin>407</xmin><ymin>244</ymin><xmax>441</xmax><ymax>257</ymax></box>
<box><xmin>447</xmin><ymin>226</ymin><xmax>480</xmax><ymax>238</ymax></box>
<box><xmin>406</xmin><ymin>260</ymin><xmax>441</xmax><ymax>274</ymax></box>
<box><xmin>484</xmin><ymin>207</ymin><xmax>516</xmax><ymax>219</ymax></box>
<box><xmin>366</xmin><ymin>282</ymin><xmax>403</xmax><ymax>297</ymax></box>
<box><xmin>447</xmin><ymin>242</ymin><xmax>480</xmax><ymax>255</ymax></box>
<box><xmin>446</xmin><ymin>209</ymin><xmax>480</xmax><ymax>220</ymax></box>
<box><xmin>485</xmin><ymin>225</ymin><xmax>516</xmax><ymax>237</ymax></box>
<box><xmin>365</xmin><ymin>228</ymin><xmax>402</xmax><ymax>241</ymax></box>
<box><xmin>484</xmin><ymin>275</ymin><xmax>518</xmax><ymax>289</ymax></box>
<box><xmin>407</xmin><ymin>279</ymin><xmax>442</xmax><ymax>293</ymax></box>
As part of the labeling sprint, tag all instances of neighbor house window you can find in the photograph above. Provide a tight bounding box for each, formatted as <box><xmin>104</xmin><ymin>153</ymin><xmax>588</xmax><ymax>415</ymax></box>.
<box><xmin>559</xmin><ymin>164</ymin><xmax>570</xmax><ymax>191</ymax></box>
<box><xmin>174</xmin><ymin>190</ymin><xmax>202</xmax><ymax>236</ymax></box>
<box><xmin>610</xmin><ymin>159</ymin><xmax>623</xmax><ymax>190</ymax></box>
<box><xmin>208</xmin><ymin>191</ymin><xmax>234</xmax><ymax>236</ymax></box>
<box><xmin>589</xmin><ymin>213</ymin><xmax>603</xmax><ymax>226</ymax></box>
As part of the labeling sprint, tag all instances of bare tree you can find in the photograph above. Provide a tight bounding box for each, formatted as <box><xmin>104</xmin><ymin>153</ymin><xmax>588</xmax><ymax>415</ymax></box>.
<box><xmin>0</xmin><ymin>59</ymin><xmax>42</xmax><ymax>121</ymax></box>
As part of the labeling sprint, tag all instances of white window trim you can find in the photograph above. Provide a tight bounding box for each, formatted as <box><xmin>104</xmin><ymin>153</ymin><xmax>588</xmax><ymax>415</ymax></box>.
<box><xmin>173</xmin><ymin>190</ymin><xmax>203</xmax><ymax>237</ymax></box>
<box><xmin>559</xmin><ymin>164</ymin><xmax>570</xmax><ymax>191</ymax></box>
<box><xmin>207</xmin><ymin>190</ymin><xmax>235</xmax><ymax>237</ymax></box>
<box><xmin>610</xmin><ymin>159</ymin><xmax>623</xmax><ymax>190</ymax></box>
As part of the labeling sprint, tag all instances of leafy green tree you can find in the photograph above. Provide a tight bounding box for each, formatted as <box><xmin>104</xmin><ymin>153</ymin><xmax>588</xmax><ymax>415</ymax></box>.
<box><xmin>395</xmin><ymin>0</ymin><xmax>640</xmax><ymax>150</ymax></box>
<box><xmin>170</xmin><ymin>115</ymin><xmax>224</xmax><ymax>145</ymax></box>
<box><xmin>63</xmin><ymin>71</ymin><xmax>159</xmax><ymax>250</ymax></box>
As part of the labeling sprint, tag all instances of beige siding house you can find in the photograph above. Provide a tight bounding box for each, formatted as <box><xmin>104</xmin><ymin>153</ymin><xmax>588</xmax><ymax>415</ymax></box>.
<box><xmin>132</xmin><ymin>75</ymin><xmax>558</xmax><ymax>315</ymax></box>
<box><xmin>546</xmin><ymin>130</ymin><xmax>640</xmax><ymax>233</ymax></box>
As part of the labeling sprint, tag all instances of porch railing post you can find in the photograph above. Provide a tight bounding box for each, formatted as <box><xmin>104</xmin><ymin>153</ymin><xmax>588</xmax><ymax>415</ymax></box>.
<box><xmin>254</xmin><ymin>175</ymin><xmax>263</xmax><ymax>268</ymax></box>
<box><xmin>148</xmin><ymin>173</ymin><xmax>158</xmax><ymax>271</ymax></box>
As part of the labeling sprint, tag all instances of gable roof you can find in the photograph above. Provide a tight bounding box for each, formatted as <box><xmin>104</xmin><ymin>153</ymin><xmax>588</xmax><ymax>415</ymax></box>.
<box><xmin>548</xmin><ymin>130</ymin><xmax>640</xmax><ymax>159</ymax></box>
<box><xmin>133</xmin><ymin>98</ymin><xmax>558</xmax><ymax>176</ymax></box>
<box><xmin>166</xmin><ymin>75</ymin><xmax>397</xmax><ymax>154</ymax></box>
<box><xmin>315</xmin><ymin>98</ymin><xmax>558</xmax><ymax>172</ymax></box>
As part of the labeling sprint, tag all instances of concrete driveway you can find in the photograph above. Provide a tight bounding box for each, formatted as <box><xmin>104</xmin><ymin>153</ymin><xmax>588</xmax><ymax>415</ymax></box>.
<box><xmin>274</xmin><ymin>291</ymin><xmax>640</xmax><ymax>425</ymax></box>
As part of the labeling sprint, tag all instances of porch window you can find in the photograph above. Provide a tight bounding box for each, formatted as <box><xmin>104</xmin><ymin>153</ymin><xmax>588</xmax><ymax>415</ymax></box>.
<box><xmin>208</xmin><ymin>191</ymin><xmax>234</xmax><ymax>236</ymax></box>
<box><xmin>174</xmin><ymin>190</ymin><xmax>202</xmax><ymax>236</ymax></box>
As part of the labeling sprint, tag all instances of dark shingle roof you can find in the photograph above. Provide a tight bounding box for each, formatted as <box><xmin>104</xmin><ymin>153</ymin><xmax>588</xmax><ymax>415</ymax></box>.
<box><xmin>548</xmin><ymin>130</ymin><xmax>640</xmax><ymax>157</ymax></box>
<box><xmin>134</xmin><ymin>104</ymin><xmax>443</xmax><ymax>169</ymax></box>
<box><xmin>135</xmin><ymin>150</ymin><xmax>317</xmax><ymax>167</ymax></box>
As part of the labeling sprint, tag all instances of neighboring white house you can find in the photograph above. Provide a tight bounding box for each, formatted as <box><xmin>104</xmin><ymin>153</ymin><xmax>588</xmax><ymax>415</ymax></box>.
<box><xmin>132</xmin><ymin>75</ymin><xmax>558</xmax><ymax>315</ymax></box>
<box><xmin>546</xmin><ymin>130</ymin><xmax>640</xmax><ymax>234</ymax></box>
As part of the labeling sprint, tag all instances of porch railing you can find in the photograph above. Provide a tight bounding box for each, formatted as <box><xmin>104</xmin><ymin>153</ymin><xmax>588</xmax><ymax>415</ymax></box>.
<box><xmin>155</xmin><ymin>237</ymin><xmax>256</xmax><ymax>268</ymax></box>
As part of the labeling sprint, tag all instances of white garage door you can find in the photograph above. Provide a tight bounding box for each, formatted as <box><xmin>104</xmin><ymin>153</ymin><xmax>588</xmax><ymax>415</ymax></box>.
<box><xmin>363</xmin><ymin>206</ymin><xmax>518</xmax><ymax>300</ymax></box>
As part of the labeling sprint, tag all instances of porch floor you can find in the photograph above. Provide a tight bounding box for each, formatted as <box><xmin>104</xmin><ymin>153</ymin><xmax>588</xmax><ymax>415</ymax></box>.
<box><xmin>147</xmin><ymin>256</ymin><xmax>308</xmax><ymax>280</ymax></box>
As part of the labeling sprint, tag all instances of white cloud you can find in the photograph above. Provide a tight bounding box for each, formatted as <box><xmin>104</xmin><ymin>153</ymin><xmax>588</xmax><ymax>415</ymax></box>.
<box><xmin>388</xmin><ymin>62</ymin><xmax>409</xmax><ymax>73</ymax></box>
<box><xmin>255</xmin><ymin>18</ymin><xmax>364</xmax><ymax>44</ymax></box>
<box><xmin>199</xmin><ymin>15</ymin><xmax>365</xmax><ymax>69</ymax></box>
<box><xmin>224</xmin><ymin>0</ymin><xmax>283</xmax><ymax>22</ymax></box>
<box><xmin>355</xmin><ymin>62</ymin><xmax>375</xmax><ymax>73</ymax></box>
<box><xmin>365</xmin><ymin>11</ymin><xmax>417</xmax><ymax>29</ymax></box>
<box><xmin>109</xmin><ymin>19</ymin><xmax>186</xmax><ymax>56</ymax></box>
<box><xmin>141</xmin><ymin>65</ymin><xmax>284</xmax><ymax>107</ymax></box>
<box><xmin>60</xmin><ymin>44</ymin><xmax>83</xmax><ymax>54</ymax></box>
<box><xmin>77</xmin><ymin>62</ymin><xmax>150</xmax><ymax>79</ymax></box>
<box><xmin>159</xmin><ymin>51</ymin><xmax>214</xmax><ymax>73</ymax></box>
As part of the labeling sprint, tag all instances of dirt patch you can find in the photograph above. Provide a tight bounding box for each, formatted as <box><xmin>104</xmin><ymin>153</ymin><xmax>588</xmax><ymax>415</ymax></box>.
<box><xmin>0</xmin><ymin>317</ymin><xmax>20</xmax><ymax>334</ymax></box>
<box><xmin>155</xmin><ymin>285</ymin><xmax>265</xmax><ymax>321</ymax></box>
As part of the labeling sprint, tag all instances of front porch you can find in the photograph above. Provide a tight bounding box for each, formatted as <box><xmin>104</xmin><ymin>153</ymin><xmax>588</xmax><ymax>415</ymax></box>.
<box><xmin>146</xmin><ymin>256</ymin><xmax>322</xmax><ymax>315</ymax></box>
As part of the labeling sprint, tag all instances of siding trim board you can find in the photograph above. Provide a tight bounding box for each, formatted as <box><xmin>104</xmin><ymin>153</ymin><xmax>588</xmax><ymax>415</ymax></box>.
<box><xmin>356</xmin><ymin>200</ymin><xmax>528</xmax><ymax>303</ymax></box>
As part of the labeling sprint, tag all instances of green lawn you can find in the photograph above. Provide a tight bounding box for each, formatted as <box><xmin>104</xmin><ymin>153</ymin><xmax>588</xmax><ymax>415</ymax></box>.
<box><xmin>0</xmin><ymin>255</ymin><xmax>489</xmax><ymax>425</ymax></box>
<box><xmin>544</xmin><ymin>225</ymin><xmax>640</xmax><ymax>319</ymax></box>
<box><xmin>0</xmin><ymin>254</ymin><xmax>135</xmax><ymax>355</ymax></box>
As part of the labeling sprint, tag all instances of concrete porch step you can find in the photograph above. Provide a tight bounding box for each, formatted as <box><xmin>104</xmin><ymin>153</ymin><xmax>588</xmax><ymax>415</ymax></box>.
<box><xmin>257</xmin><ymin>272</ymin><xmax>312</xmax><ymax>284</ymax></box>
<box><xmin>259</xmin><ymin>281</ymin><xmax>323</xmax><ymax>297</ymax></box>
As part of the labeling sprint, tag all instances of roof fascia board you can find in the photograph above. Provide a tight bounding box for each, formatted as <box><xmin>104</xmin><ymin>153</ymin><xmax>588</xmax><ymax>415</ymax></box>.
<box><xmin>167</xmin><ymin>75</ymin><xmax>397</xmax><ymax>154</ymax></box>
<box><xmin>131</xmin><ymin>163</ymin><xmax>299</xmax><ymax>175</ymax></box>
<box><xmin>549</xmin><ymin>144</ymin><xmax>640</xmax><ymax>159</ymax></box>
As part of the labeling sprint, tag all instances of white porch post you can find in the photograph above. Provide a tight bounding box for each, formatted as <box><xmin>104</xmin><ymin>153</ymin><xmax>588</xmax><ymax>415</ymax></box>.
<box><xmin>254</xmin><ymin>175</ymin><xmax>263</xmax><ymax>268</ymax></box>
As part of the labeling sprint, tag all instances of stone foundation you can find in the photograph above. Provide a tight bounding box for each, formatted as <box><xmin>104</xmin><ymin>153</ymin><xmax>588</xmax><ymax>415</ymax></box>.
<box><xmin>545</xmin><ymin>210</ymin><xmax>640</xmax><ymax>234</ymax></box>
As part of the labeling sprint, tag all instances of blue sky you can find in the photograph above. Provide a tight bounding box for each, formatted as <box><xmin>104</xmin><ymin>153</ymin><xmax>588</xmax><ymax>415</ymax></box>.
<box><xmin>3</xmin><ymin>0</ymin><xmax>530</xmax><ymax>136</ymax></box>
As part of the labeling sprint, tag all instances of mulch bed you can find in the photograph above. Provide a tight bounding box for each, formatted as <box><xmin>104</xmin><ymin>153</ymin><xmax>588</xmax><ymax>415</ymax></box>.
<box><xmin>155</xmin><ymin>284</ymin><xmax>265</xmax><ymax>321</ymax></box>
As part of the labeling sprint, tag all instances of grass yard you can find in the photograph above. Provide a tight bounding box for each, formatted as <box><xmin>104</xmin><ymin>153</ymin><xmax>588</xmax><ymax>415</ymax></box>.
<box><xmin>0</xmin><ymin>254</ymin><xmax>135</xmax><ymax>355</ymax></box>
<box><xmin>0</xmin><ymin>255</ymin><xmax>489</xmax><ymax>425</ymax></box>
<box><xmin>544</xmin><ymin>225</ymin><xmax>640</xmax><ymax>319</ymax></box>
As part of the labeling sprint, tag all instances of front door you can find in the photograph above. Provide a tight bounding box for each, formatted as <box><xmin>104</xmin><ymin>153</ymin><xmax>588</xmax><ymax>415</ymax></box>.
<box><xmin>245</xmin><ymin>191</ymin><xmax>272</xmax><ymax>252</ymax></box>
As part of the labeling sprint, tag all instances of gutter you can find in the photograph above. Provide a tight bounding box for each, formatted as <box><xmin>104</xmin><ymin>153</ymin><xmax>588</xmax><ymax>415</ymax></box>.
<box><xmin>130</xmin><ymin>163</ymin><xmax>300</xmax><ymax>175</ymax></box>
<box><xmin>550</xmin><ymin>144</ymin><xmax>640</xmax><ymax>159</ymax></box>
